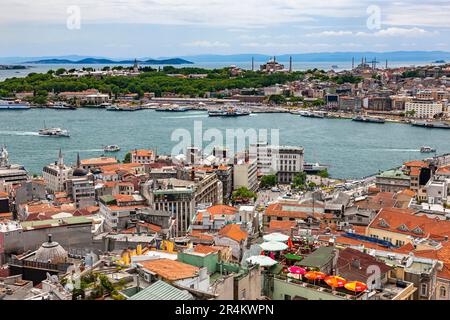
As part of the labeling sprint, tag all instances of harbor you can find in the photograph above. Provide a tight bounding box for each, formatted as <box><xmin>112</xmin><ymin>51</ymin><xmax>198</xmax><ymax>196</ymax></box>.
<box><xmin>0</xmin><ymin>108</ymin><xmax>449</xmax><ymax>178</ymax></box>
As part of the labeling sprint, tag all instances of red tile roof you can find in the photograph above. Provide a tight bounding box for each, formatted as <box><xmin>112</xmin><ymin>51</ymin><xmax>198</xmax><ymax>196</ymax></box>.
<box><xmin>206</xmin><ymin>205</ymin><xmax>237</xmax><ymax>216</ymax></box>
<box><xmin>369</xmin><ymin>207</ymin><xmax>450</xmax><ymax>241</ymax></box>
<box><xmin>218</xmin><ymin>224</ymin><xmax>248</xmax><ymax>242</ymax></box>
<box><xmin>138</xmin><ymin>258</ymin><xmax>199</xmax><ymax>281</ymax></box>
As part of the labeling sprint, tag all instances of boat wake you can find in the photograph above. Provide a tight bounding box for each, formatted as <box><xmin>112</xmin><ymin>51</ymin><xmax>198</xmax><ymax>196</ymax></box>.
<box><xmin>162</xmin><ymin>114</ymin><xmax>208</xmax><ymax>119</ymax></box>
<box><xmin>0</xmin><ymin>130</ymin><xmax>39</xmax><ymax>136</ymax></box>
<box><xmin>382</xmin><ymin>148</ymin><xmax>420</xmax><ymax>152</ymax></box>
<box><xmin>66</xmin><ymin>149</ymin><xmax>104</xmax><ymax>153</ymax></box>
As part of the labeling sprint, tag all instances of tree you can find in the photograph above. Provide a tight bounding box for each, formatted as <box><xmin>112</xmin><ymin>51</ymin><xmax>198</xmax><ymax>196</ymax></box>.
<box><xmin>318</xmin><ymin>169</ymin><xmax>329</xmax><ymax>178</ymax></box>
<box><xmin>123</xmin><ymin>152</ymin><xmax>131</xmax><ymax>163</ymax></box>
<box><xmin>292</xmin><ymin>172</ymin><xmax>307</xmax><ymax>189</ymax></box>
<box><xmin>405</xmin><ymin>110</ymin><xmax>416</xmax><ymax>117</ymax></box>
<box><xmin>55</xmin><ymin>68</ymin><xmax>66</xmax><ymax>76</ymax></box>
<box><xmin>308</xmin><ymin>181</ymin><xmax>317</xmax><ymax>190</ymax></box>
<box><xmin>268</xmin><ymin>94</ymin><xmax>286</xmax><ymax>105</ymax></box>
<box><xmin>260</xmin><ymin>175</ymin><xmax>277</xmax><ymax>188</ymax></box>
<box><xmin>232</xmin><ymin>187</ymin><xmax>256</xmax><ymax>203</ymax></box>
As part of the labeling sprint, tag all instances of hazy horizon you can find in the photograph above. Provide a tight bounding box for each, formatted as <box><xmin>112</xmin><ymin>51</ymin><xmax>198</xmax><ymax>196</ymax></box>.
<box><xmin>1</xmin><ymin>1</ymin><xmax>449</xmax><ymax>58</ymax></box>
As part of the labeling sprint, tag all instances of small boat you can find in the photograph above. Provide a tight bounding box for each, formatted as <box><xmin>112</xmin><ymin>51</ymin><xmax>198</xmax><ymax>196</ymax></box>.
<box><xmin>38</xmin><ymin>127</ymin><xmax>70</xmax><ymax>137</ymax></box>
<box><xmin>104</xmin><ymin>145</ymin><xmax>121</xmax><ymax>152</ymax></box>
<box><xmin>420</xmin><ymin>146</ymin><xmax>436</xmax><ymax>153</ymax></box>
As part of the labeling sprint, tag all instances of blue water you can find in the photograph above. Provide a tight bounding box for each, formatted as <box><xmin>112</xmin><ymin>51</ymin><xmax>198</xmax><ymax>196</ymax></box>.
<box><xmin>0</xmin><ymin>109</ymin><xmax>449</xmax><ymax>178</ymax></box>
<box><xmin>0</xmin><ymin>61</ymin><xmax>432</xmax><ymax>81</ymax></box>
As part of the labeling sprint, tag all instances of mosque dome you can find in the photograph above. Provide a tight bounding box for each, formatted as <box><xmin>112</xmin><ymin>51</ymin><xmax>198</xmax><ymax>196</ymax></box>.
<box><xmin>72</xmin><ymin>167</ymin><xmax>88</xmax><ymax>177</ymax></box>
<box><xmin>34</xmin><ymin>234</ymin><xmax>68</xmax><ymax>264</ymax></box>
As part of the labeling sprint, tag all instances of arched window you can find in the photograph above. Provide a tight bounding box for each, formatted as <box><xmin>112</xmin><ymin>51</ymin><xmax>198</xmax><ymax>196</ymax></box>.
<box><xmin>440</xmin><ymin>286</ymin><xmax>447</xmax><ymax>298</ymax></box>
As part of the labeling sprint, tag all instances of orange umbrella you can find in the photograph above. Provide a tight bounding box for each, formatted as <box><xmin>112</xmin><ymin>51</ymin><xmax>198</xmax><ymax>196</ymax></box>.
<box><xmin>304</xmin><ymin>271</ymin><xmax>327</xmax><ymax>281</ymax></box>
<box><xmin>324</xmin><ymin>276</ymin><xmax>347</xmax><ymax>288</ymax></box>
<box><xmin>344</xmin><ymin>281</ymin><xmax>368</xmax><ymax>292</ymax></box>
<box><xmin>287</xmin><ymin>237</ymin><xmax>294</xmax><ymax>248</ymax></box>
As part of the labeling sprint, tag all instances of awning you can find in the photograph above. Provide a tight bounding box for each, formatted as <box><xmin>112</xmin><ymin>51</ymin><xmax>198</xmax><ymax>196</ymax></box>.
<box><xmin>284</xmin><ymin>253</ymin><xmax>302</xmax><ymax>261</ymax></box>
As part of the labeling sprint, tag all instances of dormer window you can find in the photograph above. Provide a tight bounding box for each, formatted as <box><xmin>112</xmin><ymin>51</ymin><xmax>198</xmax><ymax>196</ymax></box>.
<box><xmin>412</xmin><ymin>226</ymin><xmax>424</xmax><ymax>235</ymax></box>
<box><xmin>397</xmin><ymin>224</ymin><xmax>409</xmax><ymax>232</ymax></box>
<box><xmin>378</xmin><ymin>218</ymin><xmax>390</xmax><ymax>228</ymax></box>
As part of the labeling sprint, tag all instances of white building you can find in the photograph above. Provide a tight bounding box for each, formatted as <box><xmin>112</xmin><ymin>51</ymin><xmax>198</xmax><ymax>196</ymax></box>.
<box><xmin>42</xmin><ymin>150</ymin><xmax>73</xmax><ymax>193</ymax></box>
<box><xmin>250</xmin><ymin>143</ymin><xmax>304</xmax><ymax>183</ymax></box>
<box><xmin>131</xmin><ymin>149</ymin><xmax>156</xmax><ymax>165</ymax></box>
<box><xmin>425</xmin><ymin>179</ymin><xmax>448</xmax><ymax>205</ymax></box>
<box><xmin>233</xmin><ymin>154</ymin><xmax>258</xmax><ymax>191</ymax></box>
<box><xmin>405</xmin><ymin>101</ymin><xmax>443</xmax><ymax>119</ymax></box>
<box><xmin>0</xmin><ymin>146</ymin><xmax>28</xmax><ymax>186</ymax></box>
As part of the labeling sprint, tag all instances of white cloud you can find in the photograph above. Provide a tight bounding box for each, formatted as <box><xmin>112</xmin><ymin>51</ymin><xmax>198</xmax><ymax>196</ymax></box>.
<box><xmin>306</xmin><ymin>30</ymin><xmax>353</xmax><ymax>37</ymax></box>
<box><xmin>306</xmin><ymin>27</ymin><xmax>435</xmax><ymax>38</ymax></box>
<box><xmin>356</xmin><ymin>27</ymin><xmax>435</xmax><ymax>37</ymax></box>
<box><xmin>183</xmin><ymin>40</ymin><xmax>230</xmax><ymax>48</ymax></box>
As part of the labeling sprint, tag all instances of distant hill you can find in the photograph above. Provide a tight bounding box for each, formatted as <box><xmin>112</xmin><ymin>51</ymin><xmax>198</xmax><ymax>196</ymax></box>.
<box><xmin>25</xmin><ymin>57</ymin><xmax>194</xmax><ymax>65</ymax></box>
<box><xmin>180</xmin><ymin>51</ymin><xmax>450</xmax><ymax>63</ymax></box>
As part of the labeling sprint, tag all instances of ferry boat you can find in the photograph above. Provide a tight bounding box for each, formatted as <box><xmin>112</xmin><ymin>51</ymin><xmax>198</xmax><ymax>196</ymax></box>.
<box><xmin>38</xmin><ymin>127</ymin><xmax>70</xmax><ymax>137</ymax></box>
<box><xmin>208</xmin><ymin>106</ymin><xmax>250</xmax><ymax>117</ymax></box>
<box><xmin>0</xmin><ymin>100</ymin><xmax>31</xmax><ymax>110</ymax></box>
<box><xmin>104</xmin><ymin>145</ymin><xmax>121</xmax><ymax>152</ymax></box>
<box><xmin>420</xmin><ymin>146</ymin><xmax>436</xmax><ymax>153</ymax></box>
<box><xmin>352</xmin><ymin>115</ymin><xmax>385</xmax><ymax>123</ymax></box>
<box><xmin>47</xmin><ymin>102</ymin><xmax>76</xmax><ymax>110</ymax></box>
<box><xmin>291</xmin><ymin>110</ymin><xmax>325</xmax><ymax>118</ymax></box>
<box><xmin>411</xmin><ymin>120</ymin><xmax>450</xmax><ymax>129</ymax></box>
<box><xmin>106</xmin><ymin>105</ymin><xmax>142</xmax><ymax>112</ymax></box>
<box><xmin>155</xmin><ymin>104</ymin><xmax>192</xmax><ymax>112</ymax></box>
<box><xmin>303</xmin><ymin>162</ymin><xmax>328</xmax><ymax>173</ymax></box>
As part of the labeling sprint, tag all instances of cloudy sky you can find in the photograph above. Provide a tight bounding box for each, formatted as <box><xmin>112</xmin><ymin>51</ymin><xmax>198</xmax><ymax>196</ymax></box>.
<box><xmin>1</xmin><ymin>0</ymin><xmax>449</xmax><ymax>57</ymax></box>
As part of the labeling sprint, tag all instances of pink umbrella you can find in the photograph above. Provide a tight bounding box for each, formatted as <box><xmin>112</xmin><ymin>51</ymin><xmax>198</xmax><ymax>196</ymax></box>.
<box><xmin>288</xmin><ymin>266</ymin><xmax>306</xmax><ymax>275</ymax></box>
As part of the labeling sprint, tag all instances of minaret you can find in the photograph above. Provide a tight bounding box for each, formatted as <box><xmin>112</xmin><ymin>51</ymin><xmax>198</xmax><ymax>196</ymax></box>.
<box><xmin>352</xmin><ymin>57</ymin><xmax>354</xmax><ymax>69</ymax></box>
<box><xmin>251</xmin><ymin>57</ymin><xmax>254</xmax><ymax>71</ymax></box>
<box><xmin>289</xmin><ymin>56</ymin><xmax>293</xmax><ymax>73</ymax></box>
<box><xmin>133</xmin><ymin>58</ymin><xmax>139</xmax><ymax>72</ymax></box>
<box><xmin>76</xmin><ymin>152</ymin><xmax>81</xmax><ymax>168</ymax></box>
<box><xmin>385</xmin><ymin>59</ymin><xmax>388</xmax><ymax>69</ymax></box>
<box><xmin>58</xmin><ymin>148</ymin><xmax>64</xmax><ymax>168</ymax></box>
<box><xmin>0</xmin><ymin>145</ymin><xmax>8</xmax><ymax>167</ymax></box>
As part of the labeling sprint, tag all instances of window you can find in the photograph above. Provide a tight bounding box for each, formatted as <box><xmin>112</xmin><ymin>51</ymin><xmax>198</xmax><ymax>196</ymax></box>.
<box><xmin>395</xmin><ymin>240</ymin><xmax>405</xmax><ymax>247</ymax></box>
<box><xmin>284</xmin><ymin>294</ymin><xmax>291</xmax><ymax>300</ymax></box>
<box><xmin>420</xmin><ymin>283</ymin><xmax>428</xmax><ymax>297</ymax></box>
<box><xmin>440</xmin><ymin>286</ymin><xmax>447</xmax><ymax>298</ymax></box>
